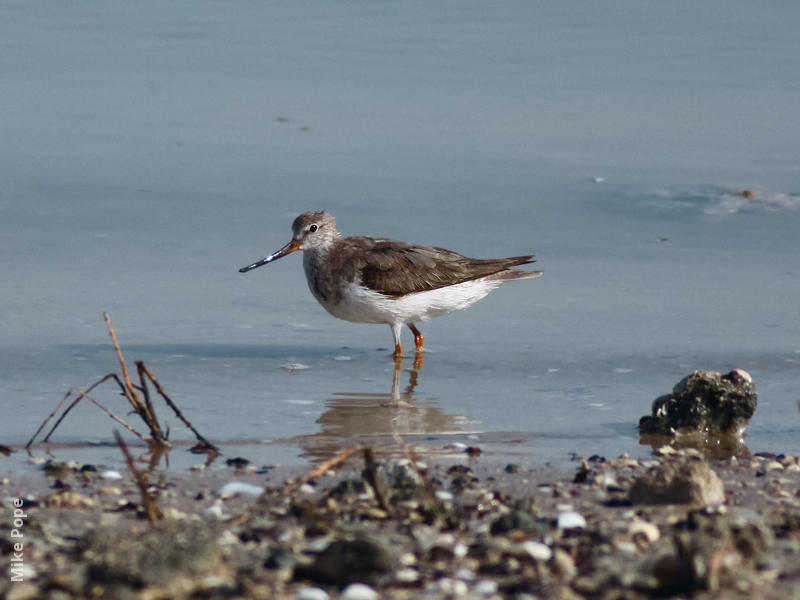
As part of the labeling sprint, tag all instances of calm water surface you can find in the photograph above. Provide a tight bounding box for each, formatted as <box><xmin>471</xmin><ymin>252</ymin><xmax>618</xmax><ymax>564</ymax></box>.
<box><xmin>2</xmin><ymin>2</ymin><xmax>799</xmax><ymax>473</ymax></box>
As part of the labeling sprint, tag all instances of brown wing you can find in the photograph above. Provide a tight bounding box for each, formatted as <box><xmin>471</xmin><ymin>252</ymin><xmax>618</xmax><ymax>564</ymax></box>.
<box><xmin>330</xmin><ymin>237</ymin><xmax>535</xmax><ymax>297</ymax></box>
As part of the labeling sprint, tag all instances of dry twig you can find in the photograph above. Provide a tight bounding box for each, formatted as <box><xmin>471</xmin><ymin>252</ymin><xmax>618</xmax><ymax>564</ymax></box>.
<box><xmin>114</xmin><ymin>430</ymin><xmax>163</xmax><ymax>522</ymax></box>
<box><xmin>283</xmin><ymin>445</ymin><xmax>360</xmax><ymax>495</ymax></box>
<box><xmin>25</xmin><ymin>313</ymin><xmax>216</xmax><ymax>453</ymax></box>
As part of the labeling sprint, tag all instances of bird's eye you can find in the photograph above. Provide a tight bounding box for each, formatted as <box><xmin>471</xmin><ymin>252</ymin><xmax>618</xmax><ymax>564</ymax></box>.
<box><xmin>309</xmin><ymin>224</ymin><xmax>318</xmax><ymax>233</ymax></box>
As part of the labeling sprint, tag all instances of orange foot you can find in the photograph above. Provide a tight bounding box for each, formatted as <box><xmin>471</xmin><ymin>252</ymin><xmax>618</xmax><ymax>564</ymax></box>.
<box><xmin>409</xmin><ymin>323</ymin><xmax>424</xmax><ymax>352</ymax></box>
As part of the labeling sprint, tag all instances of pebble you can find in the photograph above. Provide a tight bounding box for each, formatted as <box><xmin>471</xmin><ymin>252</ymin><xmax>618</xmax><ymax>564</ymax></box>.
<box><xmin>629</xmin><ymin>458</ymin><xmax>724</xmax><ymax>505</ymax></box>
<box><xmin>628</xmin><ymin>520</ymin><xmax>660</xmax><ymax>544</ymax></box>
<box><xmin>396</xmin><ymin>567</ymin><xmax>419</xmax><ymax>583</ymax></box>
<box><xmin>45</xmin><ymin>491</ymin><xmax>95</xmax><ymax>508</ymax></box>
<box><xmin>218</xmin><ymin>481</ymin><xmax>264</xmax><ymax>497</ymax></box>
<box><xmin>296</xmin><ymin>587</ymin><xmax>329</xmax><ymax>600</ymax></box>
<box><xmin>203</xmin><ymin>502</ymin><xmax>226</xmax><ymax>519</ymax></box>
<box><xmin>6</xmin><ymin>582</ymin><xmax>39</xmax><ymax>600</ymax></box>
<box><xmin>523</xmin><ymin>540</ymin><xmax>553</xmax><ymax>561</ymax></box>
<box><xmin>474</xmin><ymin>579</ymin><xmax>499</xmax><ymax>596</ymax></box>
<box><xmin>557</xmin><ymin>511</ymin><xmax>587</xmax><ymax>529</ymax></box>
<box><xmin>550</xmin><ymin>548</ymin><xmax>577</xmax><ymax>579</ymax></box>
<box><xmin>341</xmin><ymin>583</ymin><xmax>378</xmax><ymax>600</ymax></box>
<box><xmin>100</xmin><ymin>470</ymin><xmax>123</xmax><ymax>480</ymax></box>
<box><xmin>438</xmin><ymin>578</ymin><xmax>468</xmax><ymax>595</ymax></box>
<box><xmin>455</xmin><ymin>567</ymin><xmax>475</xmax><ymax>581</ymax></box>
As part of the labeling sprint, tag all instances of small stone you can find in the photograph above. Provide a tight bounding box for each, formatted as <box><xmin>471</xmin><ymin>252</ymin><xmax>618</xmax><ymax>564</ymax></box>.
<box><xmin>45</xmin><ymin>490</ymin><xmax>95</xmax><ymax>508</ymax></box>
<box><xmin>628</xmin><ymin>519</ymin><xmax>660</xmax><ymax>545</ymax></box>
<box><xmin>550</xmin><ymin>548</ymin><xmax>577</xmax><ymax>579</ymax></box>
<box><xmin>218</xmin><ymin>481</ymin><xmax>264</xmax><ymax>497</ymax></box>
<box><xmin>84</xmin><ymin>520</ymin><xmax>218</xmax><ymax>587</ymax></box>
<box><xmin>629</xmin><ymin>458</ymin><xmax>724</xmax><ymax>506</ymax></box>
<box><xmin>204</xmin><ymin>502</ymin><xmax>226</xmax><ymax>519</ymax></box>
<box><xmin>522</xmin><ymin>541</ymin><xmax>553</xmax><ymax>561</ymax></box>
<box><xmin>342</xmin><ymin>583</ymin><xmax>378</xmax><ymax>600</ymax></box>
<box><xmin>474</xmin><ymin>579</ymin><xmax>499</xmax><ymax>595</ymax></box>
<box><xmin>97</xmin><ymin>486</ymin><xmax>122</xmax><ymax>496</ymax></box>
<box><xmin>298</xmin><ymin>483</ymin><xmax>316</xmax><ymax>495</ymax></box>
<box><xmin>100</xmin><ymin>470</ymin><xmax>123</xmax><ymax>480</ymax></box>
<box><xmin>455</xmin><ymin>567</ymin><xmax>475</xmax><ymax>581</ymax></box>
<box><xmin>490</xmin><ymin>510</ymin><xmax>550</xmax><ymax>535</ymax></box>
<box><xmin>264</xmin><ymin>547</ymin><xmax>295</xmax><ymax>570</ymax></box>
<box><xmin>438</xmin><ymin>578</ymin><xmax>468</xmax><ymax>595</ymax></box>
<box><xmin>396</xmin><ymin>567</ymin><xmax>419</xmax><ymax>583</ymax></box>
<box><xmin>6</xmin><ymin>582</ymin><xmax>39</xmax><ymax>600</ymax></box>
<box><xmin>296</xmin><ymin>587</ymin><xmax>329</xmax><ymax>600</ymax></box>
<box><xmin>764</xmin><ymin>461</ymin><xmax>784</xmax><ymax>471</ymax></box>
<box><xmin>296</xmin><ymin>539</ymin><xmax>392</xmax><ymax>586</ymax></box>
<box><xmin>557</xmin><ymin>511</ymin><xmax>586</xmax><ymax>529</ymax></box>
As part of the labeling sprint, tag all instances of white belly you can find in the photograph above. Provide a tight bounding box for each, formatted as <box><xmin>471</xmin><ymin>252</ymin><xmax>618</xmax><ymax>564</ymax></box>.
<box><xmin>317</xmin><ymin>279</ymin><xmax>504</xmax><ymax>326</ymax></box>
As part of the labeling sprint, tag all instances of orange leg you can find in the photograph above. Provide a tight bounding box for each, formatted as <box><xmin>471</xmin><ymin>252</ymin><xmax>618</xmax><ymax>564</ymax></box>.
<box><xmin>393</xmin><ymin>343</ymin><xmax>403</xmax><ymax>359</ymax></box>
<box><xmin>408</xmin><ymin>323</ymin><xmax>424</xmax><ymax>351</ymax></box>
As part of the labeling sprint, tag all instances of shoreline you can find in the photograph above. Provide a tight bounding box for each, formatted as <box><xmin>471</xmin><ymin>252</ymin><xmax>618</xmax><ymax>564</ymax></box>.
<box><xmin>2</xmin><ymin>448</ymin><xmax>799</xmax><ymax>599</ymax></box>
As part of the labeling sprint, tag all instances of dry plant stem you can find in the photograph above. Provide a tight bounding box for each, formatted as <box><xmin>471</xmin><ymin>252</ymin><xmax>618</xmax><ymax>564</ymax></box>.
<box><xmin>136</xmin><ymin>361</ymin><xmax>217</xmax><ymax>450</ymax></box>
<box><xmin>45</xmin><ymin>388</ymin><xmax>147</xmax><ymax>444</ymax></box>
<box><xmin>284</xmin><ymin>445</ymin><xmax>360</xmax><ymax>495</ymax></box>
<box><xmin>104</xmin><ymin>312</ymin><xmax>140</xmax><ymax>409</ymax></box>
<box><xmin>26</xmin><ymin>313</ymin><xmax>214</xmax><ymax>450</ymax></box>
<box><xmin>103</xmin><ymin>313</ymin><xmax>165</xmax><ymax>441</ymax></box>
<box><xmin>25</xmin><ymin>374</ymin><xmax>147</xmax><ymax>448</ymax></box>
<box><xmin>114</xmin><ymin>430</ymin><xmax>162</xmax><ymax>522</ymax></box>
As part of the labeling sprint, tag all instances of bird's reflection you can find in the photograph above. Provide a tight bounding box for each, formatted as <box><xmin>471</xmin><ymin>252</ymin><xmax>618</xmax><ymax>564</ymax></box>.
<box><xmin>295</xmin><ymin>357</ymin><xmax>476</xmax><ymax>463</ymax></box>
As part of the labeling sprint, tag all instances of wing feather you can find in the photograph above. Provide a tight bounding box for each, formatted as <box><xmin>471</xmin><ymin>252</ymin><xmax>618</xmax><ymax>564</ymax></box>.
<box><xmin>328</xmin><ymin>237</ymin><xmax>535</xmax><ymax>297</ymax></box>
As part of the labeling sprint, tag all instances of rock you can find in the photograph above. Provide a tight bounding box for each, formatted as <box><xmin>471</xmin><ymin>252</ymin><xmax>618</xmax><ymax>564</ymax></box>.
<box><xmin>474</xmin><ymin>579</ymin><xmax>499</xmax><ymax>595</ymax></box>
<box><xmin>655</xmin><ymin>509</ymin><xmax>773</xmax><ymax>594</ymax></box>
<box><xmin>295</xmin><ymin>538</ymin><xmax>393</xmax><ymax>586</ymax></box>
<box><xmin>45</xmin><ymin>491</ymin><xmax>95</xmax><ymax>508</ymax></box>
<box><xmin>522</xmin><ymin>541</ymin><xmax>553</xmax><ymax>561</ymax></box>
<box><xmin>628</xmin><ymin>519</ymin><xmax>660</xmax><ymax>545</ymax></box>
<box><xmin>557</xmin><ymin>511</ymin><xmax>586</xmax><ymax>530</ymax></box>
<box><xmin>341</xmin><ymin>583</ymin><xmax>379</xmax><ymax>600</ymax></box>
<box><xmin>218</xmin><ymin>481</ymin><xmax>264</xmax><ymax>497</ymax></box>
<box><xmin>629</xmin><ymin>457</ymin><xmax>724</xmax><ymax>505</ymax></box>
<box><xmin>490</xmin><ymin>510</ymin><xmax>551</xmax><ymax>536</ymax></box>
<box><xmin>550</xmin><ymin>548</ymin><xmax>577</xmax><ymax>580</ymax></box>
<box><xmin>264</xmin><ymin>547</ymin><xmax>296</xmax><ymax>570</ymax></box>
<box><xmin>5</xmin><ymin>582</ymin><xmax>39</xmax><ymax>600</ymax></box>
<box><xmin>639</xmin><ymin>369</ymin><xmax>757</xmax><ymax>435</ymax></box>
<box><xmin>83</xmin><ymin>520</ymin><xmax>218</xmax><ymax>587</ymax></box>
<box><xmin>296</xmin><ymin>587</ymin><xmax>329</xmax><ymax>600</ymax></box>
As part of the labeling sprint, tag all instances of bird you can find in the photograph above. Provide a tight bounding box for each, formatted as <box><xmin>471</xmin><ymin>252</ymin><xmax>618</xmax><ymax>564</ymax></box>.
<box><xmin>239</xmin><ymin>211</ymin><xmax>542</xmax><ymax>359</ymax></box>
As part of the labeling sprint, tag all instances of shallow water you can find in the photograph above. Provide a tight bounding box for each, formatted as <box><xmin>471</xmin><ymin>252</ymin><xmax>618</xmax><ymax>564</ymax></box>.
<box><xmin>2</xmin><ymin>2</ymin><xmax>799</xmax><ymax>474</ymax></box>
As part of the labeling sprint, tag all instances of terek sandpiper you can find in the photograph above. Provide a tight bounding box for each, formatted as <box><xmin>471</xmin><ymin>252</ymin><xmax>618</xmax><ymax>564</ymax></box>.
<box><xmin>239</xmin><ymin>211</ymin><xmax>542</xmax><ymax>358</ymax></box>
